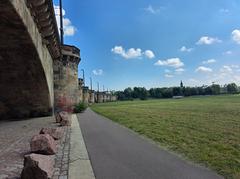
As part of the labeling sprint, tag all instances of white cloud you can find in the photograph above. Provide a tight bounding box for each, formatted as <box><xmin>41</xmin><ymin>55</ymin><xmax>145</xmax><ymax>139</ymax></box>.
<box><xmin>54</xmin><ymin>5</ymin><xmax>77</xmax><ymax>36</ymax></box>
<box><xmin>124</xmin><ymin>48</ymin><xmax>142</xmax><ymax>59</ymax></box>
<box><xmin>195</xmin><ymin>66</ymin><xmax>213</xmax><ymax>73</ymax></box>
<box><xmin>144</xmin><ymin>5</ymin><xmax>160</xmax><ymax>14</ymax></box>
<box><xmin>208</xmin><ymin>65</ymin><xmax>240</xmax><ymax>85</ymax></box>
<box><xmin>196</xmin><ymin>36</ymin><xmax>222</xmax><ymax>45</ymax></box>
<box><xmin>179</xmin><ymin>46</ymin><xmax>193</xmax><ymax>52</ymax></box>
<box><xmin>220</xmin><ymin>65</ymin><xmax>233</xmax><ymax>73</ymax></box>
<box><xmin>111</xmin><ymin>46</ymin><xmax>142</xmax><ymax>59</ymax></box>
<box><xmin>232</xmin><ymin>29</ymin><xmax>240</xmax><ymax>44</ymax></box>
<box><xmin>202</xmin><ymin>59</ymin><xmax>217</xmax><ymax>64</ymax></box>
<box><xmin>198</xmin><ymin>65</ymin><xmax>240</xmax><ymax>85</ymax></box>
<box><xmin>54</xmin><ymin>6</ymin><xmax>66</xmax><ymax>16</ymax></box>
<box><xmin>223</xmin><ymin>51</ymin><xmax>233</xmax><ymax>55</ymax></box>
<box><xmin>231</xmin><ymin>65</ymin><xmax>239</xmax><ymax>69</ymax></box>
<box><xmin>165</xmin><ymin>74</ymin><xmax>174</xmax><ymax>78</ymax></box>
<box><xmin>92</xmin><ymin>69</ymin><xmax>103</xmax><ymax>76</ymax></box>
<box><xmin>111</xmin><ymin>46</ymin><xmax>124</xmax><ymax>55</ymax></box>
<box><xmin>175</xmin><ymin>68</ymin><xmax>185</xmax><ymax>72</ymax></box>
<box><xmin>154</xmin><ymin>58</ymin><xmax>184</xmax><ymax>68</ymax></box>
<box><xmin>111</xmin><ymin>46</ymin><xmax>154</xmax><ymax>59</ymax></box>
<box><xmin>144</xmin><ymin>50</ymin><xmax>155</xmax><ymax>59</ymax></box>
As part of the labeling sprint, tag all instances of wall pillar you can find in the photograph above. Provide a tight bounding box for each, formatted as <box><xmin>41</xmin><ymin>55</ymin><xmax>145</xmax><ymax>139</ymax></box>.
<box><xmin>54</xmin><ymin>45</ymin><xmax>80</xmax><ymax>112</ymax></box>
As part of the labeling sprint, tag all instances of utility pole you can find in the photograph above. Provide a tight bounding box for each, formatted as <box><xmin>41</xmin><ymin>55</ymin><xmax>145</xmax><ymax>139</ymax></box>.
<box><xmin>90</xmin><ymin>77</ymin><xmax>92</xmax><ymax>91</ymax></box>
<box><xmin>97</xmin><ymin>82</ymin><xmax>100</xmax><ymax>92</ymax></box>
<box><xmin>103</xmin><ymin>85</ymin><xmax>105</xmax><ymax>92</ymax></box>
<box><xmin>81</xmin><ymin>69</ymin><xmax>85</xmax><ymax>86</ymax></box>
<box><xmin>59</xmin><ymin>0</ymin><xmax>64</xmax><ymax>45</ymax></box>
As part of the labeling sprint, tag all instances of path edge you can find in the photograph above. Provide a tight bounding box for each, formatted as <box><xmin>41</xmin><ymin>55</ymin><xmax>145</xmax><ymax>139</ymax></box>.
<box><xmin>69</xmin><ymin>114</ymin><xmax>95</xmax><ymax>179</ymax></box>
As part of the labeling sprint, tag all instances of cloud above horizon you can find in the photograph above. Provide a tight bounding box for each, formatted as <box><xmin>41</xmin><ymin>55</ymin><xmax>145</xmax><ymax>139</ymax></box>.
<box><xmin>232</xmin><ymin>29</ymin><xmax>240</xmax><ymax>44</ymax></box>
<box><xmin>93</xmin><ymin>69</ymin><xmax>103</xmax><ymax>76</ymax></box>
<box><xmin>154</xmin><ymin>58</ymin><xmax>184</xmax><ymax>68</ymax></box>
<box><xmin>202</xmin><ymin>59</ymin><xmax>217</xmax><ymax>64</ymax></box>
<box><xmin>144</xmin><ymin>50</ymin><xmax>155</xmax><ymax>59</ymax></box>
<box><xmin>111</xmin><ymin>46</ymin><xmax>155</xmax><ymax>59</ymax></box>
<box><xmin>179</xmin><ymin>46</ymin><xmax>193</xmax><ymax>52</ymax></box>
<box><xmin>165</xmin><ymin>74</ymin><xmax>174</xmax><ymax>78</ymax></box>
<box><xmin>54</xmin><ymin>5</ymin><xmax>77</xmax><ymax>36</ymax></box>
<box><xmin>144</xmin><ymin>5</ymin><xmax>161</xmax><ymax>14</ymax></box>
<box><xmin>195</xmin><ymin>66</ymin><xmax>213</xmax><ymax>73</ymax></box>
<box><xmin>196</xmin><ymin>36</ymin><xmax>222</xmax><ymax>45</ymax></box>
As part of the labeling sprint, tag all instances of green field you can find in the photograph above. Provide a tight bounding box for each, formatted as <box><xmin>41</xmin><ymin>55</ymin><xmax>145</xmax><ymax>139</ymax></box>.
<box><xmin>91</xmin><ymin>95</ymin><xmax>240</xmax><ymax>179</ymax></box>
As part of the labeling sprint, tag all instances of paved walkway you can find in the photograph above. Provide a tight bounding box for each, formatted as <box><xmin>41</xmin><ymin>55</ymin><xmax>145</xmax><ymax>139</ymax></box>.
<box><xmin>0</xmin><ymin>117</ymin><xmax>70</xmax><ymax>179</ymax></box>
<box><xmin>78</xmin><ymin>108</ymin><xmax>223</xmax><ymax>179</ymax></box>
<box><xmin>0</xmin><ymin>117</ymin><xmax>53</xmax><ymax>178</ymax></box>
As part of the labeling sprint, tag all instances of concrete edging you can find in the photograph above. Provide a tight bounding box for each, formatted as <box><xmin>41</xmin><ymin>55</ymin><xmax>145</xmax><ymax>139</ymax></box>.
<box><xmin>69</xmin><ymin>114</ymin><xmax>95</xmax><ymax>179</ymax></box>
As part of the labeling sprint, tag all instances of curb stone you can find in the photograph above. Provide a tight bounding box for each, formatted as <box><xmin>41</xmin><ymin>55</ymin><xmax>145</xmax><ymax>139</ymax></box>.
<box><xmin>69</xmin><ymin>114</ymin><xmax>95</xmax><ymax>179</ymax></box>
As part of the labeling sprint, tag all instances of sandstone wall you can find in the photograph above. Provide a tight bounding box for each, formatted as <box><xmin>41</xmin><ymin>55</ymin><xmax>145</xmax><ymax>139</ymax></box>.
<box><xmin>54</xmin><ymin>45</ymin><xmax>80</xmax><ymax>112</ymax></box>
<box><xmin>0</xmin><ymin>0</ymin><xmax>55</xmax><ymax>119</ymax></box>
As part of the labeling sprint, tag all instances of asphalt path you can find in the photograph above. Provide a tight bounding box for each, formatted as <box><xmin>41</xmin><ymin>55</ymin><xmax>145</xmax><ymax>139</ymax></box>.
<box><xmin>78</xmin><ymin>108</ymin><xmax>223</xmax><ymax>179</ymax></box>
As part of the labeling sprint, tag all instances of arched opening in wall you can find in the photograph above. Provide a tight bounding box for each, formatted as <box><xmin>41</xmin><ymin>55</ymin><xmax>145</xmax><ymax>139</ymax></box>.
<box><xmin>0</xmin><ymin>1</ymin><xmax>52</xmax><ymax>120</ymax></box>
<box><xmin>0</xmin><ymin>48</ymin><xmax>52</xmax><ymax>119</ymax></box>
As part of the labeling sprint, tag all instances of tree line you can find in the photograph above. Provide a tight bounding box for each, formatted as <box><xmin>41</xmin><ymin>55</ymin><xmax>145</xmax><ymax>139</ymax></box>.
<box><xmin>115</xmin><ymin>83</ymin><xmax>239</xmax><ymax>100</ymax></box>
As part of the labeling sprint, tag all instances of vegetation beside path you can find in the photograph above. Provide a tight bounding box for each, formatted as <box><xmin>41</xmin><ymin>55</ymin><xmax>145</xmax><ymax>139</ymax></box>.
<box><xmin>91</xmin><ymin>95</ymin><xmax>240</xmax><ymax>179</ymax></box>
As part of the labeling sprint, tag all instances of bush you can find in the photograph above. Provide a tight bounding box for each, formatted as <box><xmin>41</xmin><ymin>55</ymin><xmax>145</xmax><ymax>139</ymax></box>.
<box><xmin>74</xmin><ymin>102</ymin><xmax>88</xmax><ymax>113</ymax></box>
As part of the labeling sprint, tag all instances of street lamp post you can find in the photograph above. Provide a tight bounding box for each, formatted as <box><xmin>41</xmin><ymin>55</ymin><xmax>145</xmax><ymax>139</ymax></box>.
<box><xmin>97</xmin><ymin>82</ymin><xmax>100</xmax><ymax>92</ymax></box>
<box><xmin>81</xmin><ymin>69</ymin><xmax>85</xmax><ymax>86</ymax></box>
<box><xmin>90</xmin><ymin>77</ymin><xmax>92</xmax><ymax>91</ymax></box>
<box><xmin>59</xmin><ymin>0</ymin><xmax>64</xmax><ymax>45</ymax></box>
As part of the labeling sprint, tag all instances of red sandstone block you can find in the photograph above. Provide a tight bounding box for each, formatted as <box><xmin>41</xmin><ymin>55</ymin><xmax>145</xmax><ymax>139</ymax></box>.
<box><xmin>30</xmin><ymin>134</ymin><xmax>57</xmax><ymax>155</ymax></box>
<box><xmin>40</xmin><ymin>127</ymin><xmax>64</xmax><ymax>140</ymax></box>
<box><xmin>59</xmin><ymin>111</ymin><xmax>71</xmax><ymax>126</ymax></box>
<box><xmin>21</xmin><ymin>153</ymin><xmax>54</xmax><ymax>179</ymax></box>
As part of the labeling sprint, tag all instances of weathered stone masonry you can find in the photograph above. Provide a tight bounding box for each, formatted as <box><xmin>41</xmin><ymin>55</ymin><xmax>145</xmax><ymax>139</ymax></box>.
<box><xmin>0</xmin><ymin>0</ymin><xmax>59</xmax><ymax>118</ymax></box>
<box><xmin>0</xmin><ymin>0</ymin><xmax>116</xmax><ymax>119</ymax></box>
<box><xmin>54</xmin><ymin>45</ymin><xmax>81</xmax><ymax>112</ymax></box>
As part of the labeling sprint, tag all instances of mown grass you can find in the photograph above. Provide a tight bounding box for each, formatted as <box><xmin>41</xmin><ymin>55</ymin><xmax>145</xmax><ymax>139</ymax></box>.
<box><xmin>91</xmin><ymin>95</ymin><xmax>240</xmax><ymax>179</ymax></box>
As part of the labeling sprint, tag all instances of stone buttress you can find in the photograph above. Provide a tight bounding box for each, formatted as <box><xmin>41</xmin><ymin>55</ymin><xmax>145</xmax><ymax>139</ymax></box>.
<box><xmin>54</xmin><ymin>45</ymin><xmax>81</xmax><ymax>112</ymax></box>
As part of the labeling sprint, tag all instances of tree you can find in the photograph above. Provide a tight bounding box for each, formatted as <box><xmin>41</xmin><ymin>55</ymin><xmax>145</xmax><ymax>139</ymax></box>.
<box><xmin>173</xmin><ymin>87</ymin><xmax>181</xmax><ymax>96</ymax></box>
<box><xmin>183</xmin><ymin>87</ymin><xmax>192</xmax><ymax>96</ymax></box>
<box><xmin>211</xmin><ymin>84</ymin><xmax>220</xmax><ymax>95</ymax></box>
<box><xmin>161</xmin><ymin>88</ymin><xmax>173</xmax><ymax>98</ymax></box>
<box><xmin>197</xmin><ymin>86</ymin><xmax>205</xmax><ymax>95</ymax></box>
<box><xmin>205</xmin><ymin>86</ymin><xmax>213</xmax><ymax>95</ymax></box>
<box><xmin>132</xmin><ymin>87</ymin><xmax>140</xmax><ymax>98</ymax></box>
<box><xmin>155</xmin><ymin>88</ymin><xmax>163</xmax><ymax>98</ymax></box>
<box><xmin>115</xmin><ymin>91</ymin><xmax>125</xmax><ymax>100</ymax></box>
<box><xmin>149</xmin><ymin>88</ymin><xmax>156</xmax><ymax>98</ymax></box>
<box><xmin>138</xmin><ymin>87</ymin><xmax>148</xmax><ymax>100</ymax></box>
<box><xmin>227</xmin><ymin>83</ymin><xmax>238</xmax><ymax>94</ymax></box>
<box><xmin>124</xmin><ymin>87</ymin><xmax>133</xmax><ymax>99</ymax></box>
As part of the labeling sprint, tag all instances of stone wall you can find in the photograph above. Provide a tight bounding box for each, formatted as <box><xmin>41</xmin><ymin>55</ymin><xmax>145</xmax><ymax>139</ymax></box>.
<box><xmin>54</xmin><ymin>45</ymin><xmax>80</xmax><ymax>112</ymax></box>
<box><xmin>78</xmin><ymin>79</ymin><xmax>84</xmax><ymax>102</ymax></box>
<box><xmin>0</xmin><ymin>0</ymin><xmax>117</xmax><ymax>119</ymax></box>
<box><xmin>82</xmin><ymin>87</ymin><xmax>89</xmax><ymax>104</ymax></box>
<box><xmin>0</xmin><ymin>0</ymin><xmax>56</xmax><ymax>119</ymax></box>
<box><xmin>89</xmin><ymin>91</ymin><xmax>95</xmax><ymax>104</ymax></box>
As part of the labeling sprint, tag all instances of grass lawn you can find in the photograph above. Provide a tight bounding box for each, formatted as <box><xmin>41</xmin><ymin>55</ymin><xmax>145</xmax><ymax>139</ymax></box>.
<box><xmin>91</xmin><ymin>95</ymin><xmax>240</xmax><ymax>179</ymax></box>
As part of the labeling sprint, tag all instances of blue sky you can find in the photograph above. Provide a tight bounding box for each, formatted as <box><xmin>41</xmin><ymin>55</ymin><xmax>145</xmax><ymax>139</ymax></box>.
<box><xmin>54</xmin><ymin>0</ymin><xmax>240</xmax><ymax>90</ymax></box>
